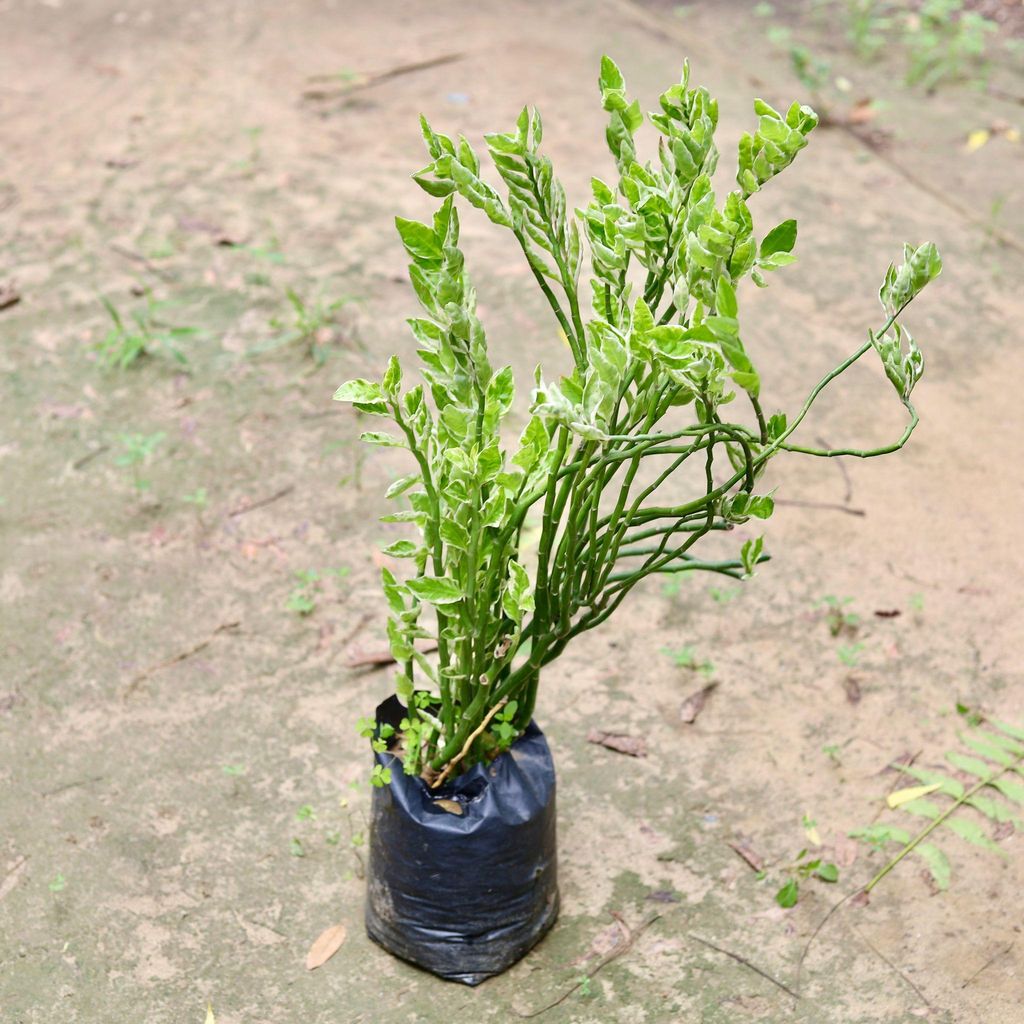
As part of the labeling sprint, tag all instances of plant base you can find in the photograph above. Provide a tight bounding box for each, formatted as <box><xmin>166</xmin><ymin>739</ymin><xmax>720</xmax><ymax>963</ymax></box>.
<box><xmin>364</xmin><ymin>696</ymin><xmax>559</xmax><ymax>984</ymax></box>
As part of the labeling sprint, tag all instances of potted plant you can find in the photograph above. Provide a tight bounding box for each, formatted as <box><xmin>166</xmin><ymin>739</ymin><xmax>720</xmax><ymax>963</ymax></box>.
<box><xmin>333</xmin><ymin>55</ymin><xmax>941</xmax><ymax>984</ymax></box>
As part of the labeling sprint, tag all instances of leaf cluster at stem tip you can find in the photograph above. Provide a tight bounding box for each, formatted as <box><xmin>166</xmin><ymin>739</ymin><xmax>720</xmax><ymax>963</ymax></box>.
<box><xmin>334</xmin><ymin>55</ymin><xmax>942</xmax><ymax>784</ymax></box>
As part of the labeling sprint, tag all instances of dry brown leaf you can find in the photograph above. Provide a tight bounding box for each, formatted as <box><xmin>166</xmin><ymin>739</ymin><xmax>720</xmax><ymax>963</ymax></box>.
<box><xmin>0</xmin><ymin>284</ymin><xmax>21</xmax><ymax>311</ymax></box>
<box><xmin>305</xmin><ymin>923</ymin><xmax>347</xmax><ymax>970</ymax></box>
<box><xmin>843</xmin><ymin>676</ymin><xmax>862</xmax><ymax>704</ymax></box>
<box><xmin>848</xmin><ymin>98</ymin><xmax>876</xmax><ymax>125</ymax></box>
<box><xmin>679</xmin><ymin>682</ymin><xmax>718</xmax><ymax>724</ymax></box>
<box><xmin>586</xmin><ymin>729</ymin><xmax>647</xmax><ymax>757</ymax></box>
<box><xmin>434</xmin><ymin>798</ymin><xmax>463</xmax><ymax>816</ymax></box>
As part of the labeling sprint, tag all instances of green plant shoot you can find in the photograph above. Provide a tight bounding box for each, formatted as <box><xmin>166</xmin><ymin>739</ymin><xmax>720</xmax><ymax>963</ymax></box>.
<box><xmin>334</xmin><ymin>56</ymin><xmax>941</xmax><ymax>783</ymax></box>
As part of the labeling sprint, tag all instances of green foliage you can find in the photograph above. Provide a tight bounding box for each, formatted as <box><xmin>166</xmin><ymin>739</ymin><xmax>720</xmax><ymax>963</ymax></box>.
<box><xmin>904</xmin><ymin>0</ymin><xmax>997</xmax><ymax>90</ymax></box>
<box><xmin>850</xmin><ymin>720</ymin><xmax>1024</xmax><ymax>893</ymax></box>
<box><xmin>775</xmin><ymin>847</ymin><xmax>840</xmax><ymax>906</ymax></box>
<box><xmin>836</xmin><ymin>642</ymin><xmax>864</xmax><ymax>667</ymax></box>
<box><xmin>115</xmin><ymin>431</ymin><xmax>165</xmax><ymax>492</ymax></box>
<box><xmin>822</xmin><ymin>0</ymin><xmax>999</xmax><ymax>90</ymax></box>
<box><xmin>662</xmin><ymin>644</ymin><xmax>714</xmax><ymax>676</ymax></box>
<box><xmin>96</xmin><ymin>293</ymin><xmax>197</xmax><ymax>369</ymax></box>
<box><xmin>263</xmin><ymin>288</ymin><xmax>348</xmax><ymax>366</ymax></box>
<box><xmin>335</xmin><ymin>56</ymin><xmax>941</xmax><ymax>782</ymax></box>
<box><xmin>285</xmin><ymin>567</ymin><xmax>350</xmax><ymax>617</ymax></box>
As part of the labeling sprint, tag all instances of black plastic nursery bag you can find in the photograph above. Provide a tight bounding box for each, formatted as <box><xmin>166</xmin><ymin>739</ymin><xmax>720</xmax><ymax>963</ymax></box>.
<box><xmin>364</xmin><ymin>696</ymin><xmax>559</xmax><ymax>985</ymax></box>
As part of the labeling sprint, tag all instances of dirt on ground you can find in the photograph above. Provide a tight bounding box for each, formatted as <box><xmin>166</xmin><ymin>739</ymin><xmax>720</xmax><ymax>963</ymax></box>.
<box><xmin>1</xmin><ymin>1</ymin><xmax>1023</xmax><ymax>1022</ymax></box>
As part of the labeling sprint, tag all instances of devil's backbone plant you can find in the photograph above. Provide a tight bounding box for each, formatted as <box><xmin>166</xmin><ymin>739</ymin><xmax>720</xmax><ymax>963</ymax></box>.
<box><xmin>335</xmin><ymin>56</ymin><xmax>941</xmax><ymax>786</ymax></box>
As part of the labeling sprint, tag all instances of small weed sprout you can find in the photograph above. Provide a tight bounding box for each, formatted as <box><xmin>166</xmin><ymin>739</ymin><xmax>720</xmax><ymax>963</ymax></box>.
<box><xmin>285</xmin><ymin>566</ymin><xmax>350</xmax><ymax>616</ymax></box>
<box><xmin>904</xmin><ymin>0</ymin><xmax>996</xmax><ymax>91</ymax></box>
<box><xmin>97</xmin><ymin>293</ymin><xmax>197</xmax><ymax>369</ymax></box>
<box><xmin>837</xmin><ymin>642</ymin><xmax>865</xmax><ymax>667</ymax></box>
<box><xmin>115</xmin><ymin>432</ymin><xmax>165</xmax><ymax>492</ymax></box>
<box><xmin>265</xmin><ymin>288</ymin><xmax>349</xmax><ymax>366</ymax></box>
<box><xmin>774</xmin><ymin>847</ymin><xmax>840</xmax><ymax>907</ymax></box>
<box><xmin>662</xmin><ymin>645</ymin><xmax>714</xmax><ymax>677</ymax></box>
<box><xmin>820</xmin><ymin>594</ymin><xmax>859</xmax><ymax>636</ymax></box>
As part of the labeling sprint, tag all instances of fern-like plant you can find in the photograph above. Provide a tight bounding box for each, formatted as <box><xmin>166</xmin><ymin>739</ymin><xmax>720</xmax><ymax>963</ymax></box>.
<box><xmin>852</xmin><ymin>720</ymin><xmax>1024</xmax><ymax>892</ymax></box>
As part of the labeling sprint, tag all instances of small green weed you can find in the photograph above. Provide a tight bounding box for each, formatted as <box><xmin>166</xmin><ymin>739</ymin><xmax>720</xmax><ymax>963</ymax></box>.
<box><xmin>115</xmin><ymin>432</ymin><xmax>165</xmax><ymax>492</ymax></box>
<box><xmin>774</xmin><ymin>841</ymin><xmax>840</xmax><ymax>907</ymax></box>
<box><xmin>48</xmin><ymin>873</ymin><xmax>67</xmax><ymax>893</ymax></box>
<box><xmin>904</xmin><ymin>0</ymin><xmax>996</xmax><ymax>90</ymax></box>
<box><xmin>263</xmin><ymin>288</ymin><xmax>349</xmax><ymax>366</ymax></box>
<box><xmin>285</xmin><ymin>567</ymin><xmax>351</xmax><ymax>617</ymax></box>
<box><xmin>662</xmin><ymin>644</ymin><xmax>714</xmax><ymax>676</ymax></box>
<box><xmin>820</xmin><ymin>594</ymin><xmax>859</xmax><ymax>637</ymax></box>
<box><xmin>837</xmin><ymin>642</ymin><xmax>865</xmax><ymax>667</ymax></box>
<box><xmin>97</xmin><ymin>293</ymin><xmax>198</xmax><ymax>369</ymax></box>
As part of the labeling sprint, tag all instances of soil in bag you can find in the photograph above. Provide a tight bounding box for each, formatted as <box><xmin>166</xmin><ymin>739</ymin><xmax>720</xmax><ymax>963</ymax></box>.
<box><xmin>364</xmin><ymin>695</ymin><xmax>559</xmax><ymax>985</ymax></box>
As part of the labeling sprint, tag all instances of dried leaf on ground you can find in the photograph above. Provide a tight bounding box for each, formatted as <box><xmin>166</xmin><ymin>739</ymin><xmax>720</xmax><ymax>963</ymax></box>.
<box><xmin>0</xmin><ymin>284</ymin><xmax>21</xmax><ymax>311</ymax></box>
<box><xmin>843</xmin><ymin>676</ymin><xmax>862</xmax><ymax>704</ymax></box>
<box><xmin>305</xmin><ymin>923</ymin><xmax>347</xmax><ymax>970</ymax></box>
<box><xmin>679</xmin><ymin>682</ymin><xmax>718</xmax><ymax>724</ymax></box>
<box><xmin>586</xmin><ymin>729</ymin><xmax>647</xmax><ymax>757</ymax></box>
<box><xmin>848</xmin><ymin>98</ymin><xmax>877</xmax><ymax>125</ymax></box>
<box><xmin>887</xmin><ymin>783</ymin><xmax>941</xmax><ymax>809</ymax></box>
<box><xmin>727</xmin><ymin>839</ymin><xmax>765</xmax><ymax>872</ymax></box>
<box><xmin>434</xmin><ymin>798</ymin><xmax>463</xmax><ymax>816</ymax></box>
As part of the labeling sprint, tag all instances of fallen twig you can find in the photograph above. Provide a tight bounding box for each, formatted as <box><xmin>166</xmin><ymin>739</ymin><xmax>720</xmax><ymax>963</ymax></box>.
<box><xmin>72</xmin><ymin>444</ymin><xmax>109</xmax><ymax>471</ymax></box>
<box><xmin>775</xmin><ymin>498</ymin><xmax>866</xmax><ymax>517</ymax></box>
<box><xmin>852</xmin><ymin>926</ymin><xmax>931</xmax><ymax>1006</ymax></box>
<box><xmin>228</xmin><ymin>485</ymin><xmax>294</xmax><ymax>518</ymax></box>
<box><xmin>817</xmin><ymin>436</ymin><xmax>854</xmax><ymax>504</ymax></box>
<box><xmin>727</xmin><ymin>839</ymin><xmax>765</xmax><ymax>873</ymax></box>
<box><xmin>303</xmin><ymin>53</ymin><xmax>464</xmax><ymax>101</ymax></box>
<box><xmin>690</xmin><ymin>932</ymin><xmax>800</xmax><ymax>1001</ymax></box>
<box><xmin>960</xmin><ymin>941</ymin><xmax>1014</xmax><ymax>989</ymax></box>
<box><xmin>43</xmin><ymin>775</ymin><xmax>104</xmax><ymax>798</ymax></box>
<box><xmin>123</xmin><ymin>621</ymin><xmax>240</xmax><ymax>698</ymax></box>
<box><xmin>109</xmin><ymin>242</ymin><xmax>173</xmax><ymax>280</ymax></box>
<box><xmin>518</xmin><ymin>912</ymin><xmax>661</xmax><ymax>1018</ymax></box>
<box><xmin>797</xmin><ymin>888</ymin><xmax>863</xmax><ymax>993</ymax></box>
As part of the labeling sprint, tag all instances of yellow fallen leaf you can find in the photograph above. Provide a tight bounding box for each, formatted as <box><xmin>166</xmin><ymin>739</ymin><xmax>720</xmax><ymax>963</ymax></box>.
<box><xmin>205</xmin><ymin>1006</ymin><xmax>216</xmax><ymax>1024</ymax></box>
<box><xmin>306</xmin><ymin>923</ymin><xmax>347</xmax><ymax>970</ymax></box>
<box><xmin>1005</xmin><ymin>128</ymin><xmax>1021</xmax><ymax>144</ymax></box>
<box><xmin>805</xmin><ymin>822</ymin><xmax>822</xmax><ymax>846</ymax></box>
<box><xmin>965</xmin><ymin>129</ymin><xmax>990</xmax><ymax>152</ymax></box>
<box><xmin>887</xmin><ymin>782</ymin><xmax>941</xmax><ymax>809</ymax></box>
